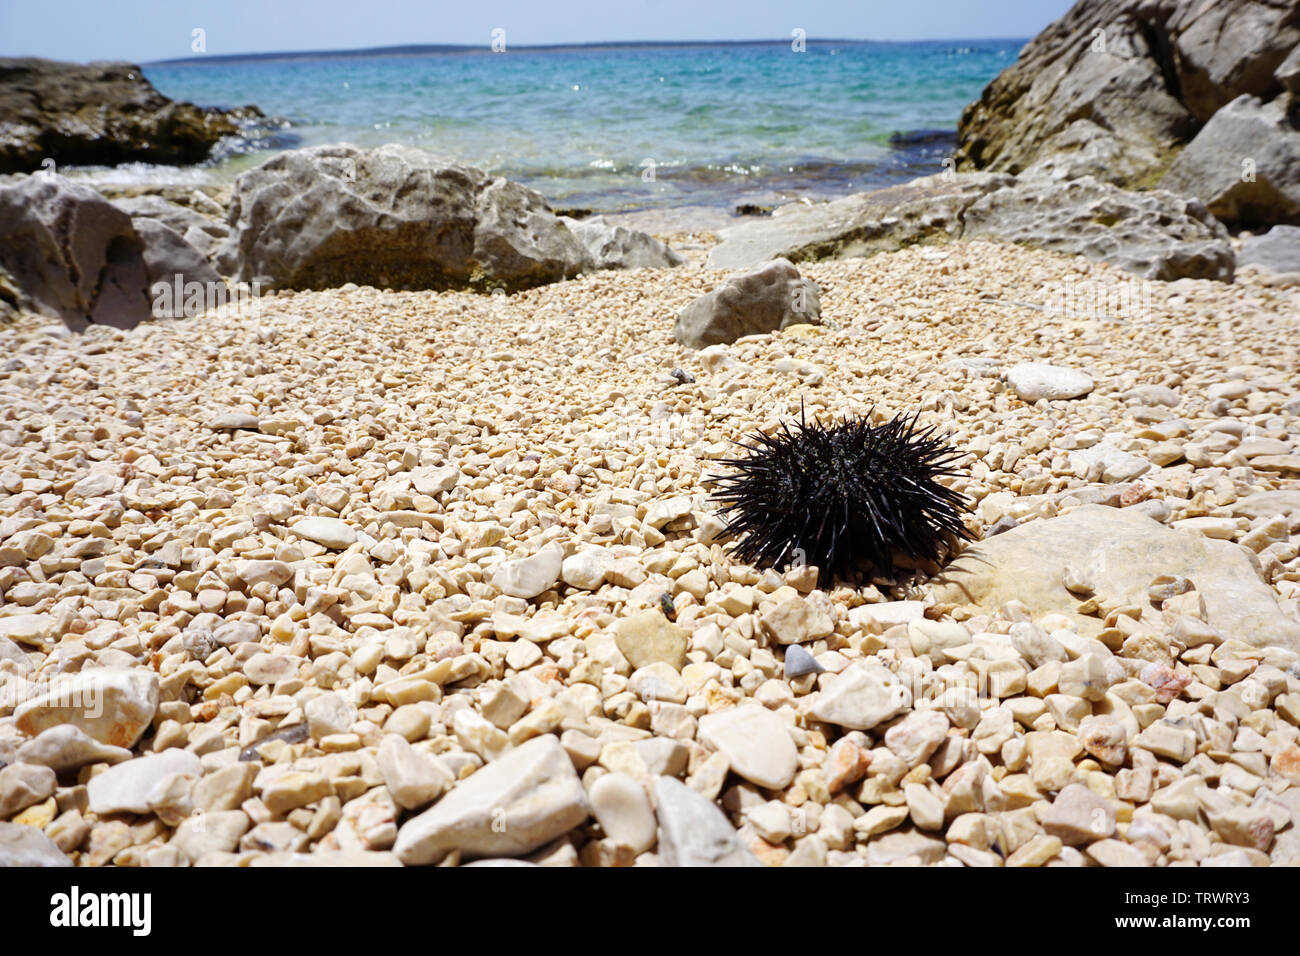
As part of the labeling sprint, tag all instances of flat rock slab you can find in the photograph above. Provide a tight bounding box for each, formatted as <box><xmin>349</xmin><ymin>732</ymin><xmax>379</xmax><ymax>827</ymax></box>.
<box><xmin>960</xmin><ymin>176</ymin><xmax>1234</xmax><ymax>282</ymax></box>
<box><xmin>707</xmin><ymin>171</ymin><xmax>1233</xmax><ymax>281</ymax></box>
<box><xmin>393</xmin><ymin>734</ymin><xmax>589</xmax><ymax>865</ymax></box>
<box><xmin>708</xmin><ymin>173</ymin><xmax>1010</xmax><ymax>270</ymax></box>
<box><xmin>559</xmin><ymin>215</ymin><xmax>683</xmax><ymax>270</ymax></box>
<box><xmin>931</xmin><ymin>504</ymin><xmax>1300</xmax><ymax>651</ymax></box>
<box><xmin>1230</xmin><ymin>490</ymin><xmax>1300</xmax><ymax>519</ymax></box>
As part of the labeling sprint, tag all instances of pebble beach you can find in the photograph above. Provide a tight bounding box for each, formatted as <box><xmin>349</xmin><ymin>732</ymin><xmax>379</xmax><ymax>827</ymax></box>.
<box><xmin>3</xmin><ymin>236</ymin><xmax>1300</xmax><ymax>867</ymax></box>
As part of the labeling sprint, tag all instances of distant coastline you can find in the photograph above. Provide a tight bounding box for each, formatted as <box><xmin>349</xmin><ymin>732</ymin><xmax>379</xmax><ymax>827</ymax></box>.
<box><xmin>149</xmin><ymin>36</ymin><xmax>1027</xmax><ymax>67</ymax></box>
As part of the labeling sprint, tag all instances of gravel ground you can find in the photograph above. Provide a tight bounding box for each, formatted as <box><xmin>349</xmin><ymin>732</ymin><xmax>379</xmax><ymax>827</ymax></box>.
<box><xmin>1</xmin><ymin>238</ymin><xmax>1299</xmax><ymax>867</ymax></box>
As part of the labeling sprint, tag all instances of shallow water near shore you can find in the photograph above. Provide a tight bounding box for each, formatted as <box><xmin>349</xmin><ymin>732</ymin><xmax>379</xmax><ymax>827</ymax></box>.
<box><xmin>114</xmin><ymin>39</ymin><xmax>1020</xmax><ymax>214</ymax></box>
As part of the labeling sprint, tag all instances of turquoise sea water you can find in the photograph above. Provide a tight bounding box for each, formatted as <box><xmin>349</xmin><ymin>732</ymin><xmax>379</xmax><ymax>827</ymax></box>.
<box><xmin>139</xmin><ymin>40</ymin><xmax>1023</xmax><ymax>214</ymax></box>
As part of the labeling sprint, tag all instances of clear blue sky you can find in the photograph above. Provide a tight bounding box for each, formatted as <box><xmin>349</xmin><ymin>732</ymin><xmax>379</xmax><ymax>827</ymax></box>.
<box><xmin>1</xmin><ymin>0</ymin><xmax>1073</xmax><ymax>63</ymax></box>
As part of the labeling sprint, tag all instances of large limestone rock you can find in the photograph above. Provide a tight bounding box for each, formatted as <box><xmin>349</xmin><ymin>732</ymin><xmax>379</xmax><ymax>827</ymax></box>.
<box><xmin>1160</xmin><ymin>94</ymin><xmax>1300</xmax><ymax>228</ymax></box>
<box><xmin>653</xmin><ymin>775</ymin><xmax>762</xmax><ymax>866</ymax></box>
<box><xmin>708</xmin><ymin>173</ymin><xmax>1233</xmax><ymax>282</ymax></box>
<box><xmin>393</xmin><ymin>734</ymin><xmax>589</xmax><ymax>865</ymax></box>
<box><xmin>674</xmin><ymin>258</ymin><xmax>820</xmax><ymax>348</ymax></box>
<box><xmin>0</xmin><ymin>58</ymin><xmax>261</xmax><ymax>174</ymax></box>
<box><xmin>1162</xmin><ymin>1</ymin><xmax>1300</xmax><ymax>122</ymax></box>
<box><xmin>0</xmin><ymin>174</ymin><xmax>150</xmax><ymax>330</ymax></box>
<box><xmin>1238</xmin><ymin>225</ymin><xmax>1300</xmax><ymax>276</ymax></box>
<box><xmin>0</xmin><ymin>174</ymin><xmax>217</xmax><ymax>327</ymax></box>
<box><xmin>560</xmin><ymin>216</ymin><xmax>683</xmax><ymax>270</ymax></box>
<box><xmin>113</xmin><ymin>193</ymin><xmax>231</xmax><ymax>259</ymax></box>
<box><xmin>931</xmin><ymin>504</ymin><xmax>1300</xmax><ymax>651</ymax></box>
<box><xmin>954</xmin><ymin>0</ymin><xmax>1192</xmax><ymax>186</ymax></box>
<box><xmin>216</xmin><ymin>144</ymin><xmax>592</xmax><ymax>292</ymax></box>
<box><xmin>954</xmin><ymin>0</ymin><xmax>1300</xmax><ymax>190</ymax></box>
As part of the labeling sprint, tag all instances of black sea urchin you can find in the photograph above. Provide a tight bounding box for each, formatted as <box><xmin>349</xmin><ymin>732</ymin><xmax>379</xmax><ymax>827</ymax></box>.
<box><xmin>707</xmin><ymin>410</ymin><xmax>970</xmax><ymax>584</ymax></box>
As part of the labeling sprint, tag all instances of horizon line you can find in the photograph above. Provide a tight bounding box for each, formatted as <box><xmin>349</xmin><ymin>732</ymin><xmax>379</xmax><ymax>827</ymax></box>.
<box><xmin>146</xmin><ymin>36</ymin><xmax>1026</xmax><ymax>67</ymax></box>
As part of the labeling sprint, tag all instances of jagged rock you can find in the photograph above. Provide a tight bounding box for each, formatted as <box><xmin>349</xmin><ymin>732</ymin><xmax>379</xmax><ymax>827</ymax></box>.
<box><xmin>0</xmin><ymin>173</ymin><xmax>149</xmax><ymax>330</ymax></box>
<box><xmin>954</xmin><ymin>0</ymin><xmax>1300</xmax><ymax>189</ymax></box>
<box><xmin>1280</xmin><ymin>46</ymin><xmax>1300</xmax><ymax>96</ymax></box>
<box><xmin>808</xmin><ymin>660</ymin><xmax>912</xmax><ymax>730</ymax></box>
<box><xmin>674</xmin><ymin>258</ymin><xmax>820</xmax><ymax>348</ymax></box>
<box><xmin>1160</xmin><ymin>94</ymin><xmax>1300</xmax><ymax>228</ymax></box>
<box><xmin>0</xmin><ymin>57</ymin><xmax>260</xmax><ymax>174</ymax></box>
<box><xmin>215</xmin><ymin>144</ymin><xmax>592</xmax><ymax>292</ymax></box>
<box><xmin>1166</xmin><ymin>1</ymin><xmax>1300</xmax><ymax>121</ymax></box>
<box><xmin>134</xmin><ymin>218</ymin><xmax>224</xmax><ymax>317</ymax></box>
<box><xmin>86</xmin><ymin>749</ymin><xmax>201</xmax><ymax>815</ymax></box>
<box><xmin>954</xmin><ymin>1</ymin><xmax>1193</xmax><ymax>185</ymax></box>
<box><xmin>697</xmin><ymin>704</ymin><xmax>799</xmax><ymax>790</ymax></box>
<box><xmin>560</xmin><ymin>216</ymin><xmax>683</xmax><ymax>269</ymax></box>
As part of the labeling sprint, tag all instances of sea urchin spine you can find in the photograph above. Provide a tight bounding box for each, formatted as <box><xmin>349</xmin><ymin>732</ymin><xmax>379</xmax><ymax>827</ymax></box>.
<box><xmin>707</xmin><ymin>409</ymin><xmax>970</xmax><ymax>584</ymax></box>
